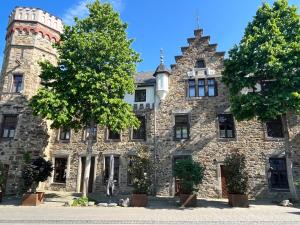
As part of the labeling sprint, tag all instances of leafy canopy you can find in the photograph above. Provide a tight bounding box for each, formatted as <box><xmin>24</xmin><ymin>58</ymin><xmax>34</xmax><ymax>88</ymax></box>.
<box><xmin>174</xmin><ymin>159</ymin><xmax>205</xmax><ymax>194</ymax></box>
<box><xmin>30</xmin><ymin>0</ymin><xmax>140</xmax><ymax>131</ymax></box>
<box><xmin>224</xmin><ymin>152</ymin><xmax>248</xmax><ymax>195</ymax></box>
<box><xmin>222</xmin><ymin>0</ymin><xmax>300</xmax><ymax>121</ymax></box>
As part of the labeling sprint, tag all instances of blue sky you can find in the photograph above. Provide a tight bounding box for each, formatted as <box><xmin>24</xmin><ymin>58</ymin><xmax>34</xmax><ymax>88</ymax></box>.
<box><xmin>0</xmin><ymin>0</ymin><xmax>299</xmax><ymax>72</ymax></box>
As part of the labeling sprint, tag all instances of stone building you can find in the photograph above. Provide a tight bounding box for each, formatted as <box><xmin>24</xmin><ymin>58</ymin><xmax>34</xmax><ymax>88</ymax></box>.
<box><xmin>0</xmin><ymin>7</ymin><xmax>299</xmax><ymax>199</ymax></box>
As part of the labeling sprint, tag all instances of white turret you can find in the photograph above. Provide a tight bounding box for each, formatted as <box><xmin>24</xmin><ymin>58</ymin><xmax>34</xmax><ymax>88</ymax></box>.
<box><xmin>154</xmin><ymin>50</ymin><xmax>171</xmax><ymax>101</ymax></box>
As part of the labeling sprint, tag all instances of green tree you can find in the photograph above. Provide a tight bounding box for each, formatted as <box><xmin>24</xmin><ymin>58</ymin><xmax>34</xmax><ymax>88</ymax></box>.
<box><xmin>30</xmin><ymin>0</ymin><xmax>140</xmax><ymax>197</ymax></box>
<box><xmin>222</xmin><ymin>0</ymin><xmax>300</xmax><ymax>121</ymax></box>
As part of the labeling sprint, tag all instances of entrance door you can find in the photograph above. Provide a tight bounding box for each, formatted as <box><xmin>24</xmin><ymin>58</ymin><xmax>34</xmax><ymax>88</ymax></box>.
<box><xmin>80</xmin><ymin>157</ymin><xmax>95</xmax><ymax>193</ymax></box>
<box><xmin>220</xmin><ymin>165</ymin><xmax>228</xmax><ymax>198</ymax></box>
<box><xmin>1</xmin><ymin>164</ymin><xmax>9</xmax><ymax>194</ymax></box>
<box><xmin>173</xmin><ymin>155</ymin><xmax>191</xmax><ymax>196</ymax></box>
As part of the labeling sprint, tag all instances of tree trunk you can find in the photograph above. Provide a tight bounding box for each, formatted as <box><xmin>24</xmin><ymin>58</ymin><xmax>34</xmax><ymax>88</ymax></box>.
<box><xmin>82</xmin><ymin>121</ymin><xmax>94</xmax><ymax>197</ymax></box>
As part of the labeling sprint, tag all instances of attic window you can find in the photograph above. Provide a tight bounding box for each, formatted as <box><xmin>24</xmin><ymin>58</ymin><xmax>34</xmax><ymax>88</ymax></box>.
<box><xmin>195</xmin><ymin>59</ymin><xmax>206</xmax><ymax>69</ymax></box>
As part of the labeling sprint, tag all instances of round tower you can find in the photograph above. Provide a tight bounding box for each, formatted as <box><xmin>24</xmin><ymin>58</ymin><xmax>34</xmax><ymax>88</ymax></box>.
<box><xmin>0</xmin><ymin>6</ymin><xmax>63</xmax><ymax>99</ymax></box>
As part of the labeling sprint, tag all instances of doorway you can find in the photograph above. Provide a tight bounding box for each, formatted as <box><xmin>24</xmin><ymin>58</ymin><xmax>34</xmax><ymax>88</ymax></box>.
<box><xmin>220</xmin><ymin>165</ymin><xmax>228</xmax><ymax>198</ymax></box>
<box><xmin>172</xmin><ymin>155</ymin><xmax>191</xmax><ymax>196</ymax></box>
<box><xmin>1</xmin><ymin>164</ymin><xmax>9</xmax><ymax>194</ymax></box>
<box><xmin>80</xmin><ymin>156</ymin><xmax>95</xmax><ymax>193</ymax></box>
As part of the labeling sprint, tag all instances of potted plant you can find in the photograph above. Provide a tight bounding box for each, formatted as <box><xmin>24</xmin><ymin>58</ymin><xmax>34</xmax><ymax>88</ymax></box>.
<box><xmin>21</xmin><ymin>157</ymin><xmax>53</xmax><ymax>206</ymax></box>
<box><xmin>0</xmin><ymin>162</ymin><xmax>4</xmax><ymax>203</ymax></box>
<box><xmin>128</xmin><ymin>147</ymin><xmax>151</xmax><ymax>207</ymax></box>
<box><xmin>224</xmin><ymin>152</ymin><xmax>249</xmax><ymax>208</ymax></box>
<box><xmin>174</xmin><ymin>158</ymin><xmax>205</xmax><ymax>207</ymax></box>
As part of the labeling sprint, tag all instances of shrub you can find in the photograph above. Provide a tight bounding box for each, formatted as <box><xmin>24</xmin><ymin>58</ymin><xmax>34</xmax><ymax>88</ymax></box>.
<box><xmin>22</xmin><ymin>157</ymin><xmax>53</xmax><ymax>192</ymax></box>
<box><xmin>72</xmin><ymin>197</ymin><xmax>89</xmax><ymax>207</ymax></box>
<box><xmin>128</xmin><ymin>147</ymin><xmax>152</xmax><ymax>194</ymax></box>
<box><xmin>224</xmin><ymin>152</ymin><xmax>248</xmax><ymax>195</ymax></box>
<box><xmin>174</xmin><ymin>158</ymin><xmax>205</xmax><ymax>194</ymax></box>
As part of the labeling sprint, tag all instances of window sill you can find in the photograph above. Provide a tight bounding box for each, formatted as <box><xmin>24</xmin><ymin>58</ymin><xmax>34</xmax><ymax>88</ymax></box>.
<box><xmin>264</xmin><ymin>137</ymin><xmax>285</xmax><ymax>142</ymax></box>
<box><xmin>131</xmin><ymin>139</ymin><xmax>146</xmax><ymax>142</ymax></box>
<box><xmin>174</xmin><ymin>138</ymin><xmax>189</xmax><ymax>142</ymax></box>
<box><xmin>58</xmin><ymin>140</ymin><xmax>70</xmax><ymax>144</ymax></box>
<box><xmin>105</xmin><ymin>139</ymin><xmax>121</xmax><ymax>143</ymax></box>
<box><xmin>186</xmin><ymin>96</ymin><xmax>217</xmax><ymax>100</ymax></box>
<box><xmin>51</xmin><ymin>182</ymin><xmax>66</xmax><ymax>186</ymax></box>
<box><xmin>270</xmin><ymin>188</ymin><xmax>289</xmax><ymax>192</ymax></box>
<box><xmin>218</xmin><ymin>137</ymin><xmax>237</xmax><ymax>142</ymax></box>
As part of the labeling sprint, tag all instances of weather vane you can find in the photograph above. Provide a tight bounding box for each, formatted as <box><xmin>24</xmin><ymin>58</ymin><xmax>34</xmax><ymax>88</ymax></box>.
<box><xmin>160</xmin><ymin>48</ymin><xmax>164</xmax><ymax>64</ymax></box>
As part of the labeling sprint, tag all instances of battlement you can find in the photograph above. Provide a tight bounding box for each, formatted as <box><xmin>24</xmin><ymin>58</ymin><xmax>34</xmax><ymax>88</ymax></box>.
<box><xmin>8</xmin><ymin>7</ymin><xmax>63</xmax><ymax>34</ymax></box>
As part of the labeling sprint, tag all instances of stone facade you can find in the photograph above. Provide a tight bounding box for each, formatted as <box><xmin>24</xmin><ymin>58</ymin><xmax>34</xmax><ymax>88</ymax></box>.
<box><xmin>0</xmin><ymin>7</ymin><xmax>300</xmax><ymax>199</ymax></box>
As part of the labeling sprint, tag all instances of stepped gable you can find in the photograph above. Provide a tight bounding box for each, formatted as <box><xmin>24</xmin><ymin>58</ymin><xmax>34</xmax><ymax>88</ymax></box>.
<box><xmin>171</xmin><ymin>28</ymin><xmax>225</xmax><ymax>70</ymax></box>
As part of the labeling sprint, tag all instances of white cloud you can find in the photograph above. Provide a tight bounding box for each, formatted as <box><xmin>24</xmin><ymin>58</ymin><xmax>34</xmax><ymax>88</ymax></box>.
<box><xmin>62</xmin><ymin>0</ymin><xmax>124</xmax><ymax>25</ymax></box>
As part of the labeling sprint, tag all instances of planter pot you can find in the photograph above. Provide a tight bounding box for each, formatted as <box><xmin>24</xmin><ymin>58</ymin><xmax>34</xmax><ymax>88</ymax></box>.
<box><xmin>0</xmin><ymin>191</ymin><xmax>2</xmax><ymax>203</ymax></box>
<box><xmin>36</xmin><ymin>192</ymin><xmax>44</xmax><ymax>204</ymax></box>
<box><xmin>228</xmin><ymin>194</ymin><xmax>249</xmax><ymax>208</ymax></box>
<box><xmin>131</xmin><ymin>194</ymin><xmax>148</xmax><ymax>207</ymax></box>
<box><xmin>179</xmin><ymin>193</ymin><xmax>197</xmax><ymax>207</ymax></box>
<box><xmin>21</xmin><ymin>193</ymin><xmax>42</xmax><ymax>206</ymax></box>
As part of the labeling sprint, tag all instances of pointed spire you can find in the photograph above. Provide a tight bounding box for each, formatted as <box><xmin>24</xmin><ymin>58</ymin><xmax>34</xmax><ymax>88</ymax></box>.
<box><xmin>160</xmin><ymin>48</ymin><xmax>164</xmax><ymax>64</ymax></box>
<box><xmin>196</xmin><ymin>9</ymin><xmax>200</xmax><ymax>29</ymax></box>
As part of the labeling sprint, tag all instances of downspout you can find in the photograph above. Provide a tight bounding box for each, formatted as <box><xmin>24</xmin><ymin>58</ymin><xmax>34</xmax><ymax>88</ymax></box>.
<box><xmin>153</xmin><ymin>83</ymin><xmax>157</xmax><ymax>196</ymax></box>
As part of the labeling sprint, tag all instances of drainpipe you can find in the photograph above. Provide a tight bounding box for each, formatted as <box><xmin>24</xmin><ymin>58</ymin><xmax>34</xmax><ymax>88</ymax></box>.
<box><xmin>153</xmin><ymin>83</ymin><xmax>157</xmax><ymax>196</ymax></box>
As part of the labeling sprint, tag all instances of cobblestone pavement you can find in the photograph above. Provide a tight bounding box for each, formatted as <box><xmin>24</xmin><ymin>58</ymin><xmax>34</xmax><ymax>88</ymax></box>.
<box><xmin>0</xmin><ymin>202</ymin><xmax>299</xmax><ymax>225</ymax></box>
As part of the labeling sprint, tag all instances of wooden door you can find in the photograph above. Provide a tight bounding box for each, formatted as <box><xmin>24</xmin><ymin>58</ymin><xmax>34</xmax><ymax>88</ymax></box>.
<box><xmin>220</xmin><ymin>165</ymin><xmax>228</xmax><ymax>198</ymax></box>
<box><xmin>1</xmin><ymin>165</ymin><xmax>9</xmax><ymax>194</ymax></box>
<box><xmin>80</xmin><ymin>157</ymin><xmax>95</xmax><ymax>193</ymax></box>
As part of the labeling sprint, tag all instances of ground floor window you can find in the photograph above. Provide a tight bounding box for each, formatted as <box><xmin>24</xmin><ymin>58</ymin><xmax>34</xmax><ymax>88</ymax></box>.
<box><xmin>127</xmin><ymin>156</ymin><xmax>135</xmax><ymax>185</ymax></box>
<box><xmin>53</xmin><ymin>157</ymin><xmax>67</xmax><ymax>183</ymax></box>
<box><xmin>104</xmin><ymin>156</ymin><xmax>120</xmax><ymax>185</ymax></box>
<box><xmin>269</xmin><ymin>158</ymin><xmax>289</xmax><ymax>190</ymax></box>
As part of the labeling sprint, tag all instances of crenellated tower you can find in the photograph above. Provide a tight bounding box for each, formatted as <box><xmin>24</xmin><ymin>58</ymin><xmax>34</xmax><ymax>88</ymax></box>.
<box><xmin>0</xmin><ymin>7</ymin><xmax>63</xmax><ymax>99</ymax></box>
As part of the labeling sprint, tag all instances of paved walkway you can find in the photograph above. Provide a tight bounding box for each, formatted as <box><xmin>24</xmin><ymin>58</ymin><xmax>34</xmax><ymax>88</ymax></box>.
<box><xmin>0</xmin><ymin>192</ymin><xmax>299</xmax><ymax>225</ymax></box>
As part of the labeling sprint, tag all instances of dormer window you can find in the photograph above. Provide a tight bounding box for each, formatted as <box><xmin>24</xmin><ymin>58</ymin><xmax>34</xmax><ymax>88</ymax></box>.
<box><xmin>195</xmin><ymin>59</ymin><xmax>206</xmax><ymax>69</ymax></box>
<box><xmin>134</xmin><ymin>89</ymin><xmax>146</xmax><ymax>102</ymax></box>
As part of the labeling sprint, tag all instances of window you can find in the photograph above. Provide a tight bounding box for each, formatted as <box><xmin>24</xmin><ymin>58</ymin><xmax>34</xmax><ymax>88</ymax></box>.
<box><xmin>208</xmin><ymin>78</ymin><xmax>217</xmax><ymax>97</ymax></box>
<box><xmin>107</xmin><ymin>129</ymin><xmax>120</xmax><ymax>140</ymax></box>
<box><xmin>60</xmin><ymin>128</ymin><xmax>70</xmax><ymax>141</ymax></box>
<box><xmin>86</xmin><ymin>125</ymin><xmax>97</xmax><ymax>141</ymax></box>
<box><xmin>134</xmin><ymin>89</ymin><xmax>146</xmax><ymax>102</ymax></box>
<box><xmin>269</xmin><ymin>158</ymin><xmax>289</xmax><ymax>190</ymax></box>
<box><xmin>2</xmin><ymin>115</ymin><xmax>18</xmax><ymax>139</ymax></box>
<box><xmin>132</xmin><ymin>116</ymin><xmax>146</xmax><ymax>140</ymax></box>
<box><xmin>104</xmin><ymin>156</ymin><xmax>120</xmax><ymax>185</ymax></box>
<box><xmin>266</xmin><ymin>116</ymin><xmax>284</xmax><ymax>138</ymax></box>
<box><xmin>174</xmin><ymin>115</ymin><xmax>189</xmax><ymax>140</ymax></box>
<box><xmin>12</xmin><ymin>74</ymin><xmax>23</xmax><ymax>93</ymax></box>
<box><xmin>54</xmin><ymin>158</ymin><xmax>67</xmax><ymax>183</ymax></box>
<box><xmin>198</xmin><ymin>79</ymin><xmax>206</xmax><ymax>97</ymax></box>
<box><xmin>218</xmin><ymin>114</ymin><xmax>235</xmax><ymax>138</ymax></box>
<box><xmin>195</xmin><ymin>59</ymin><xmax>206</xmax><ymax>68</ymax></box>
<box><xmin>188</xmin><ymin>79</ymin><xmax>196</xmax><ymax>97</ymax></box>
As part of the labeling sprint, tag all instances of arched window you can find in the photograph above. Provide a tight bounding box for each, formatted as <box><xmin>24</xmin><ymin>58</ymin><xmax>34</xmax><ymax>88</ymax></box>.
<box><xmin>32</xmin><ymin>14</ymin><xmax>36</xmax><ymax>20</ymax></box>
<box><xmin>25</xmin><ymin>13</ymin><xmax>29</xmax><ymax>20</ymax></box>
<box><xmin>19</xmin><ymin>13</ymin><xmax>22</xmax><ymax>19</ymax></box>
<box><xmin>195</xmin><ymin>59</ymin><xmax>206</xmax><ymax>68</ymax></box>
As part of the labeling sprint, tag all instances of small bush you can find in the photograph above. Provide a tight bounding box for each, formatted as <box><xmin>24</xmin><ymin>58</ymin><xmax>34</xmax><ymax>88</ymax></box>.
<box><xmin>174</xmin><ymin>159</ymin><xmax>205</xmax><ymax>194</ymax></box>
<box><xmin>224</xmin><ymin>152</ymin><xmax>248</xmax><ymax>195</ymax></box>
<box><xmin>72</xmin><ymin>197</ymin><xmax>89</xmax><ymax>207</ymax></box>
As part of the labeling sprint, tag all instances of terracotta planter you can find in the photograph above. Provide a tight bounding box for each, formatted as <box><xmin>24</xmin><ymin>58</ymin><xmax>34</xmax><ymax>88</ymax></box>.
<box><xmin>36</xmin><ymin>192</ymin><xmax>44</xmax><ymax>204</ymax></box>
<box><xmin>0</xmin><ymin>191</ymin><xmax>2</xmax><ymax>203</ymax></box>
<box><xmin>131</xmin><ymin>194</ymin><xmax>148</xmax><ymax>207</ymax></box>
<box><xmin>21</xmin><ymin>193</ymin><xmax>42</xmax><ymax>206</ymax></box>
<box><xmin>228</xmin><ymin>194</ymin><xmax>249</xmax><ymax>208</ymax></box>
<box><xmin>179</xmin><ymin>193</ymin><xmax>197</xmax><ymax>207</ymax></box>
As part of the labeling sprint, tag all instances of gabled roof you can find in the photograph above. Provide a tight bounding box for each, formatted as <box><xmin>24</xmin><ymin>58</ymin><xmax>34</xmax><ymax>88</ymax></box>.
<box><xmin>134</xmin><ymin>71</ymin><xmax>156</xmax><ymax>86</ymax></box>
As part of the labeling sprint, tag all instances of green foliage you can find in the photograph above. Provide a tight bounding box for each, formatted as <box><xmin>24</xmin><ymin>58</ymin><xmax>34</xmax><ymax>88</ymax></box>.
<box><xmin>128</xmin><ymin>147</ymin><xmax>152</xmax><ymax>194</ymax></box>
<box><xmin>21</xmin><ymin>157</ymin><xmax>53</xmax><ymax>192</ymax></box>
<box><xmin>222</xmin><ymin>0</ymin><xmax>300</xmax><ymax>121</ymax></box>
<box><xmin>72</xmin><ymin>197</ymin><xmax>89</xmax><ymax>207</ymax></box>
<box><xmin>29</xmin><ymin>0</ymin><xmax>140</xmax><ymax>132</ymax></box>
<box><xmin>174</xmin><ymin>159</ymin><xmax>205</xmax><ymax>194</ymax></box>
<box><xmin>224</xmin><ymin>152</ymin><xmax>248</xmax><ymax>195</ymax></box>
